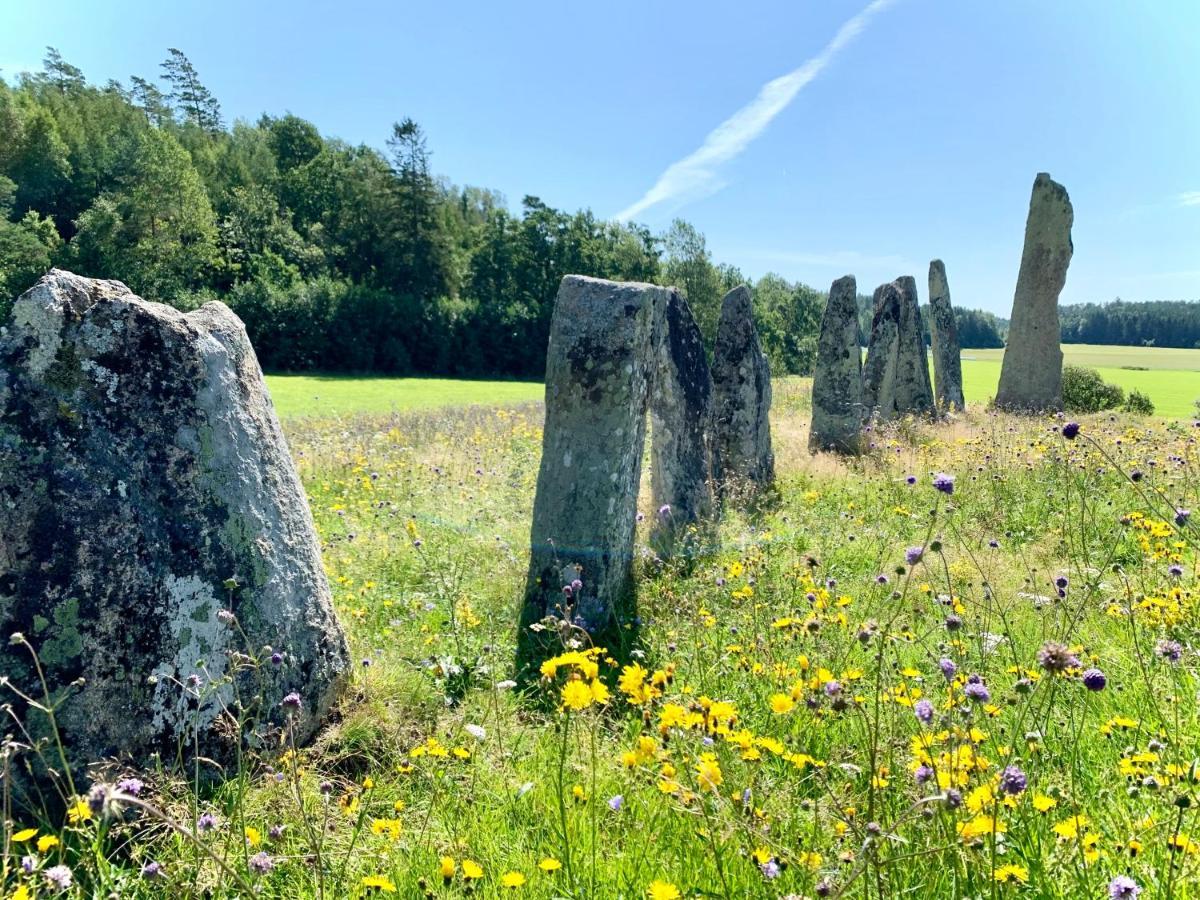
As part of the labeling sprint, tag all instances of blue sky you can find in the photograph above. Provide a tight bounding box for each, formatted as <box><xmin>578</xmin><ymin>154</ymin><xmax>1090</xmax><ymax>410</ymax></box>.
<box><xmin>2</xmin><ymin>0</ymin><xmax>1198</xmax><ymax>314</ymax></box>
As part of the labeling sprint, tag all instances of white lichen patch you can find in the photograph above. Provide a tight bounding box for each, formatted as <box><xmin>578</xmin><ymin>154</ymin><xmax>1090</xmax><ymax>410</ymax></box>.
<box><xmin>11</xmin><ymin>288</ymin><xmax>66</xmax><ymax>377</ymax></box>
<box><xmin>149</xmin><ymin>574</ymin><xmax>230</xmax><ymax>739</ymax></box>
<box><xmin>80</xmin><ymin>359</ymin><xmax>120</xmax><ymax>403</ymax></box>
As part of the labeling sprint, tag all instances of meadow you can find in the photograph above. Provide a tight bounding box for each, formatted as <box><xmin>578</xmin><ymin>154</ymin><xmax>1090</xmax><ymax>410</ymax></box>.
<box><xmin>8</xmin><ymin>367</ymin><xmax>1200</xmax><ymax>899</ymax></box>
<box><xmin>266</xmin><ymin>344</ymin><xmax>1200</xmax><ymax>421</ymax></box>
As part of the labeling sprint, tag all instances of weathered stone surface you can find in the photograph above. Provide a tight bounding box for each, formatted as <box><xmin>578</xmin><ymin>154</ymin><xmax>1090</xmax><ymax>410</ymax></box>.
<box><xmin>995</xmin><ymin>173</ymin><xmax>1073</xmax><ymax>411</ymax></box>
<box><xmin>519</xmin><ymin>276</ymin><xmax>668</xmax><ymax>674</ymax></box>
<box><xmin>928</xmin><ymin>260</ymin><xmax>965</xmax><ymax>412</ymax></box>
<box><xmin>809</xmin><ymin>275</ymin><xmax>864</xmax><ymax>453</ymax></box>
<box><xmin>861</xmin><ymin>277</ymin><xmax>935</xmax><ymax>422</ymax></box>
<box><xmin>711</xmin><ymin>285</ymin><xmax>774</xmax><ymax>488</ymax></box>
<box><xmin>649</xmin><ymin>288</ymin><xmax>715</xmax><ymax>554</ymax></box>
<box><xmin>0</xmin><ymin>270</ymin><xmax>349</xmax><ymax>798</ymax></box>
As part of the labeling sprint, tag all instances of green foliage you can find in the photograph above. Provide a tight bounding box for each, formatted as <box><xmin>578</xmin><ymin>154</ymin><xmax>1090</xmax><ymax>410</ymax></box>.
<box><xmin>1062</xmin><ymin>364</ymin><xmax>1125</xmax><ymax>413</ymax></box>
<box><xmin>1122</xmin><ymin>388</ymin><xmax>1155</xmax><ymax>415</ymax></box>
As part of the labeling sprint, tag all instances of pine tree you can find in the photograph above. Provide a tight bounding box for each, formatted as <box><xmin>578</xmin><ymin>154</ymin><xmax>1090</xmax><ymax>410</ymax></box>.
<box><xmin>160</xmin><ymin>49</ymin><xmax>222</xmax><ymax>132</ymax></box>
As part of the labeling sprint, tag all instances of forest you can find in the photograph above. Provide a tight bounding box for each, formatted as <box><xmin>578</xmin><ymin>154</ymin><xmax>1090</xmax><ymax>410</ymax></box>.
<box><xmin>1</xmin><ymin>48</ymin><xmax>1187</xmax><ymax>378</ymax></box>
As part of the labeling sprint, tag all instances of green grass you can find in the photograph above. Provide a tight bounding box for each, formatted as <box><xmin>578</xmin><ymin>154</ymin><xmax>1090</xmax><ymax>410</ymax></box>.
<box><xmin>265</xmin><ymin>374</ymin><xmax>543</xmax><ymax>418</ymax></box>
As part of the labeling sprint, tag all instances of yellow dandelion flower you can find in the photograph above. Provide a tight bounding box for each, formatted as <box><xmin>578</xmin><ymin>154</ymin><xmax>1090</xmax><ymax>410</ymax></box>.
<box><xmin>648</xmin><ymin>881</ymin><xmax>681</xmax><ymax>900</ymax></box>
<box><xmin>500</xmin><ymin>870</ymin><xmax>526</xmax><ymax>888</ymax></box>
<box><xmin>561</xmin><ymin>679</ymin><xmax>593</xmax><ymax>710</ymax></box>
<box><xmin>994</xmin><ymin>864</ymin><xmax>1028</xmax><ymax>884</ymax></box>
<box><xmin>462</xmin><ymin>859</ymin><xmax>484</xmax><ymax>879</ymax></box>
<box><xmin>361</xmin><ymin>874</ymin><xmax>397</xmax><ymax>892</ymax></box>
<box><xmin>538</xmin><ymin>857</ymin><xmax>563</xmax><ymax>872</ymax></box>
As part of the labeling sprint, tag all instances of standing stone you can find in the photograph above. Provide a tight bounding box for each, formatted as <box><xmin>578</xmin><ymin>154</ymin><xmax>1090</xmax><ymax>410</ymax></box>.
<box><xmin>995</xmin><ymin>173</ymin><xmax>1073</xmax><ymax>411</ymax></box>
<box><xmin>928</xmin><ymin>260</ymin><xmax>965</xmax><ymax>411</ymax></box>
<box><xmin>519</xmin><ymin>276</ymin><xmax>668</xmax><ymax>676</ymax></box>
<box><xmin>0</xmin><ymin>271</ymin><xmax>349</xmax><ymax>800</ymax></box>
<box><xmin>711</xmin><ymin>285</ymin><xmax>774</xmax><ymax>489</ymax></box>
<box><xmin>649</xmin><ymin>288</ymin><xmax>715</xmax><ymax>555</ymax></box>
<box><xmin>861</xmin><ymin>277</ymin><xmax>935</xmax><ymax>422</ymax></box>
<box><xmin>809</xmin><ymin>275</ymin><xmax>864</xmax><ymax>453</ymax></box>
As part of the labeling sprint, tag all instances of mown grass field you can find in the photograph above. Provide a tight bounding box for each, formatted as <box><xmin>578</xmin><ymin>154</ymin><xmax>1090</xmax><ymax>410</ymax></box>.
<box><xmin>10</xmin><ymin>360</ymin><xmax>1200</xmax><ymax>899</ymax></box>
<box><xmin>266</xmin><ymin>344</ymin><xmax>1200</xmax><ymax>421</ymax></box>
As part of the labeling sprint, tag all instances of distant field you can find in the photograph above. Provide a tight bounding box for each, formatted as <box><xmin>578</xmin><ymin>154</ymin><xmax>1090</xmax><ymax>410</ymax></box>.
<box><xmin>265</xmin><ymin>374</ymin><xmax>542</xmax><ymax>418</ymax></box>
<box><xmin>267</xmin><ymin>344</ymin><xmax>1200</xmax><ymax>420</ymax></box>
<box><xmin>961</xmin><ymin>343</ymin><xmax>1200</xmax><ymax>418</ymax></box>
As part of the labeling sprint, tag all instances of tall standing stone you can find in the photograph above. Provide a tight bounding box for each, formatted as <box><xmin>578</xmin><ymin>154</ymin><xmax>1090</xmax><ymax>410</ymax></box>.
<box><xmin>995</xmin><ymin>173</ymin><xmax>1073</xmax><ymax>411</ymax></box>
<box><xmin>0</xmin><ymin>271</ymin><xmax>349</xmax><ymax>800</ymax></box>
<box><xmin>519</xmin><ymin>276</ymin><xmax>668</xmax><ymax>675</ymax></box>
<box><xmin>711</xmin><ymin>285</ymin><xmax>774</xmax><ymax>489</ymax></box>
<box><xmin>649</xmin><ymin>288</ymin><xmax>715</xmax><ymax>555</ymax></box>
<box><xmin>928</xmin><ymin>260</ymin><xmax>965</xmax><ymax>411</ymax></box>
<box><xmin>861</xmin><ymin>277</ymin><xmax>935</xmax><ymax>422</ymax></box>
<box><xmin>809</xmin><ymin>275</ymin><xmax>864</xmax><ymax>453</ymax></box>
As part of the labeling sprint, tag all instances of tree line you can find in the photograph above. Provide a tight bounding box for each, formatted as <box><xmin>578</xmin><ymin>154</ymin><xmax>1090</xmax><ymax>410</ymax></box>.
<box><xmin>4</xmin><ymin>48</ymin><xmax>1173</xmax><ymax>382</ymax></box>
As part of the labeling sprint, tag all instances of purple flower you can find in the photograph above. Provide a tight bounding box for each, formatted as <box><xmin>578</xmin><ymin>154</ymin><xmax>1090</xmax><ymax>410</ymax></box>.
<box><xmin>1109</xmin><ymin>875</ymin><xmax>1141</xmax><ymax>899</ymax></box>
<box><xmin>1169</xmin><ymin>564</ymin><xmax>1184</xmax><ymax>577</ymax></box>
<box><xmin>761</xmin><ymin>859</ymin><xmax>781</xmax><ymax>879</ymax></box>
<box><xmin>875</xmin><ymin>574</ymin><xmax>889</xmax><ymax>585</ymax></box>
<box><xmin>823</xmin><ymin>680</ymin><xmax>842</xmax><ymax>696</ymax></box>
<box><xmin>905</xmin><ymin>546</ymin><xmax>924</xmax><ymax>566</ymax></box>
<box><xmin>914</xmin><ymin>698</ymin><xmax>934</xmax><ymax>726</ymax></box>
<box><xmin>197</xmin><ymin>812</ymin><xmax>218</xmax><ymax>833</ymax></box>
<box><xmin>607</xmin><ymin>794</ymin><xmax>624</xmax><ymax>812</ymax></box>
<box><xmin>280</xmin><ymin>692</ymin><xmax>302</xmax><ymax>712</ymax></box>
<box><xmin>1156</xmin><ymin>639</ymin><xmax>1183</xmax><ymax>663</ymax></box>
<box><xmin>658</xmin><ymin>504</ymin><xmax>671</xmax><ymax>518</ymax></box>
<box><xmin>21</xmin><ymin>855</ymin><xmax>35</xmax><ymax>873</ymax></box>
<box><xmin>1037</xmin><ymin>641</ymin><xmax>1079</xmax><ymax>673</ymax></box>
<box><xmin>141</xmin><ymin>861</ymin><xmax>165</xmax><ymax>879</ymax></box>
<box><xmin>117</xmin><ymin>777</ymin><xmax>144</xmax><ymax>797</ymax></box>
<box><xmin>963</xmin><ymin>680</ymin><xmax>990</xmax><ymax>703</ymax></box>
<box><xmin>248</xmin><ymin>852</ymin><xmax>274</xmax><ymax>876</ymax></box>
<box><xmin>932</xmin><ymin>473</ymin><xmax>955</xmax><ymax>495</ymax></box>
<box><xmin>906</xmin><ymin>475</ymin><xmax>917</xmax><ymax>485</ymax></box>
<box><xmin>939</xmin><ymin>658</ymin><xmax>958</xmax><ymax>680</ymax></box>
<box><xmin>217</xmin><ymin>609</ymin><xmax>237</xmax><ymax>625</ymax></box>
<box><xmin>1062</xmin><ymin>422</ymin><xmax>1080</xmax><ymax>440</ymax></box>
<box><xmin>999</xmin><ymin>764</ymin><xmax>1027</xmax><ymax>795</ymax></box>
<box><xmin>270</xmin><ymin>652</ymin><xmax>284</xmax><ymax>666</ymax></box>
<box><xmin>1176</xmin><ymin>508</ymin><xmax>1192</xmax><ymax>527</ymax></box>
<box><xmin>944</xmin><ymin>788</ymin><xmax>963</xmax><ymax>808</ymax></box>
<box><xmin>914</xmin><ymin>764</ymin><xmax>933</xmax><ymax>785</ymax></box>
<box><xmin>44</xmin><ymin>865</ymin><xmax>74</xmax><ymax>889</ymax></box>
<box><xmin>1082</xmin><ymin>668</ymin><xmax>1107</xmax><ymax>691</ymax></box>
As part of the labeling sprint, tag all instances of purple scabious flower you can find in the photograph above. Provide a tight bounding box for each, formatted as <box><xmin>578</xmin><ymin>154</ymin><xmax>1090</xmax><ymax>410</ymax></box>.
<box><xmin>905</xmin><ymin>546</ymin><xmax>924</xmax><ymax>566</ymax></box>
<box><xmin>1176</xmin><ymin>508</ymin><xmax>1192</xmax><ymax>527</ymax></box>
<box><xmin>932</xmin><ymin>473</ymin><xmax>955</xmax><ymax>495</ymax></box>
<box><xmin>44</xmin><ymin>866</ymin><xmax>73</xmax><ymax>890</ymax></box>
<box><xmin>914</xmin><ymin>764</ymin><xmax>933</xmax><ymax>785</ymax></box>
<box><xmin>607</xmin><ymin>794</ymin><xmax>624</xmax><ymax>812</ymax></box>
<box><xmin>658</xmin><ymin>504</ymin><xmax>671</xmax><ymax>518</ymax></box>
<box><xmin>1169</xmin><ymin>564</ymin><xmax>1184</xmax><ymax>577</ymax></box>
<box><xmin>1156</xmin><ymin>639</ymin><xmax>1184</xmax><ymax>663</ymax></box>
<box><xmin>761</xmin><ymin>859</ymin><xmax>781</xmax><ymax>879</ymax></box>
<box><xmin>248</xmin><ymin>852</ymin><xmax>274</xmax><ymax>876</ymax></box>
<box><xmin>197</xmin><ymin>812</ymin><xmax>218</xmax><ymax>833</ymax></box>
<box><xmin>270</xmin><ymin>652</ymin><xmax>284</xmax><ymax>666</ymax></box>
<box><xmin>280</xmin><ymin>692</ymin><xmax>302</xmax><ymax>712</ymax></box>
<box><xmin>875</xmin><ymin>574</ymin><xmax>889</xmax><ymax>585</ymax></box>
<box><xmin>906</xmin><ymin>474</ymin><xmax>917</xmax><ymax>485</ymax></box>
<box><xmin>914</xmin><ymin>698</ymin><xmax>934</xmax><ymax>726</ymax></box>
<box><xmin>1082</xmin><ymin>668</ymin><xmax>1107</xmax><ymax>691</ymax></box>
<box><xmin>1062</xmin><ymin>422</ymin><xmax>1080</xmax><ymax>440</ymax></box>
<box><xmin>1037</xmin><ymin>641</ymin><xmax>1080</xmax><ymax>673</ymax></box>
<box><xmin>141</xmin><ymin>861</ymin><xmax>164</xmax><ymax>879</ymax></box>
<box><xmin>117</xmin><ymin>777</ymin><xmax>144</xmax><ymax>797</ymax></box>
<box><xmin>1109</xmin><ymin>875</ymin><xmax>1141</xmax><ymax>899</ymax></box>
<box><xmin>939</xmin><ymin>658</ymin><xmax>958</xmax><ymax>680</ymax></box>
<box><xmin>999</xmin><ymin>764</ymin><xmax>1027</xmax><ymax>795</ymax></box>
<box><xmin>824</xmin><ymin>680</ymin><xmax>842</xmax><ymax>696</ymax></box>
<box><xmin>944</xmin><ymin>788</ymin><xmax>963</xmax><ymax>808</ymax></box>
<box><xmin>963</xmin><ymin>680</ymin><xmax>990</xmax><ymax>703</ymax></box>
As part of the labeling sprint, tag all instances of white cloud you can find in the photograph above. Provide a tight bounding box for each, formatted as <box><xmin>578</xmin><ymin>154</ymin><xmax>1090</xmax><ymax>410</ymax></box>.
<box><xmin>1179</xmin><ymin>191</ymin><xmax>1200</xmax><ymax>207</ymax></box>
<box><xmin>614</xmin><ymin>0</ymin><xmax>895</xmax><ymax>222</ymax></box>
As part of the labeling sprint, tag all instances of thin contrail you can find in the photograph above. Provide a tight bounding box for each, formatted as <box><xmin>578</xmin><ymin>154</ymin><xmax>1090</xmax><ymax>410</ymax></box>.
<box><xmin>614</xmin><ymin>0</ymin><xmax>895</xmax><ymax>223</ymax></box>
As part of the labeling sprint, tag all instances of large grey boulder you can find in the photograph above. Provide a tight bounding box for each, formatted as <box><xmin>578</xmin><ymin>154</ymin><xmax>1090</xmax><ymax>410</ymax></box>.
<box><xmin>0</xmin><ymin>271</ymin><xmax>349</xmax><ymax>799</ymax></box>
<box><xmin>711</xmin><ymin>285</ymin><xmax>774</xmax><ymax>489</ymax></box>
<box><xmin>519</xmin><ymin>276</ymin><xmax>666</xmax><ymax>674</ymax></box>
<box><xmin>649</xmin><ymin>288</ymin><xmax>715</xmax><ymax>555</ymax></box>
<box><xmin>928</xmin><ymin>260</ymin><xmax>965</xmax><ymax>411</ymax></box>
<box><xmin>995</xmin><ymin>173</ymin><xmax>1073</xmax><ymax>411</ymax></box>
<box><xmin>862</xmin><ymin>277</ymin><xmax>935</xmax><ymax>422</ymax></box>
<box><xmin>809</xmin><ymin>275</ymin><xmax>864</xmax><ymax>453</ymax></box>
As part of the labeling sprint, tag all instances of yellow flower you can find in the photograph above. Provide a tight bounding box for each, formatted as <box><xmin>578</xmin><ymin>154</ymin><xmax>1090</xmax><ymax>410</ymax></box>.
<box><xmin>1053</xmin><ymin>815</ymin><xmax>1089</xmax><ymax>841</ymax></box>
<box><xmin>994</xmin><ymin>864</ymin><xmax>1029</xmax><ymax>884</ymax></box>
<box><xmin>561</xmin><ymin>679</ymin><xmax>593</xmax><ymax>710</ymax></box>
<box><xmin>37</xmin><ymin>834</ymin><xmax>60</xmax><ymax>852</ymax></box>
<box><xmin>769</xmin><ymin>693</ymin><xmax>795</xmax><ymax>714</ymax></box>
<box><xmin>67</xmin><ymin>799</ymin><xmax>92</xmax><ymax>824</ymax></box>
<box><xmin>11</xmin><ymin>828</ymin><xmax>37</xmax><ymax>843</ymax></box>
<box><xmin>362</xmin><ymin>874</ymin><xmax>397</xmax><ymax>892</ymax></box>
<box><xmin>695</xmin><ymin>754</ymin><xmax>723</xmax><ymax>791</ymax></box>
<box><xmin>370</xmin><ymin>818</ymin><xmax>401</xmax><ymax>841</ymax></box>
<box><xmin>439</xmin><ymin>856</ymin><xmax>456</xmax><ymax>880</ymax></box>
<box><xmin>538</xmin><ymin>857</ymin><xmax>563</xmax><ymax>872</ymax></box>
<box><xmin>12</xmin><ymin>887</ymin><xmax>32</xmax><ymax>900</ymax></box>
<box><xmin>648</xmin><ymin>881</ymin><xmax>681</xmax><ymax>900</ymax></box>
<box><xmin>590</xmin><ymin>679</ymin><xmax>610</xmax><ymax>705</ymax></box>
<box><xmin>462</xmin><ymin>859</ymin><xmax>484</xmax><ymax>879</ymax></box>
<box><xmin>1032</xmin><ymin>794</ymin><xmax>1057</xmax><ymax>813</ymax></box>
<box><xmin>244</xmin><ymin>826</ymin><xmax>262</xmax><ymax>847</ymax></box>
<box><xmin>500</xmin><ymin>871</ymin><xmax>526</xmax><ymax>888</ymax></box>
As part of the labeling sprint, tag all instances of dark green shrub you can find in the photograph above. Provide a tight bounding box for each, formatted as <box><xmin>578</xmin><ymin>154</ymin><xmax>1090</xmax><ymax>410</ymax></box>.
<box><xmin>1062</xmin><ymin>365</ymin><xmax>1124</xmax><ymax>413</ymax></box>
<box><xmin>1122</xmin><ymin>389</ymin><xmax>1155</xmax><ymax>415</ymax></box>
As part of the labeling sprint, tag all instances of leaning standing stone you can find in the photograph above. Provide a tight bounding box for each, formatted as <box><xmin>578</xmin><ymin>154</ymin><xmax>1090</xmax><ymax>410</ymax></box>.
<box><xmin>862</xmin><ymin>277</ymin><xmax>935</xmax><ymax>422</ymax></box>
<box><xmin>809</xmin><ymin>274</ymin><xmax>864</xmax><ymax>453</ymax></box>
<box><xmin>649</xmin><ymin>288</ymin><xmax>715</xmax><ymax>556</ymax></box>
<box><xmin>519</xmin><ymin>275</ymin><xmax>668</xmax><ymax>676</ymax></box>
<box><xmin>995</xmin><ymin>173</ymin><xmax>1073</xmax><ymax>412</ymax></box>
<box><xmin>711</xmin><ymin>285</ymin><xmax>774</xmax><ymax>490</ymax></box>
<box><xmin>928</xmin><ymin>260</ymin><xmax>965</xmax><ymax>411</ymax></box>
<box><xmin>0</xmin><ymin>270</ymin><xmax>350</xmax><ymax>801</ymax></box>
